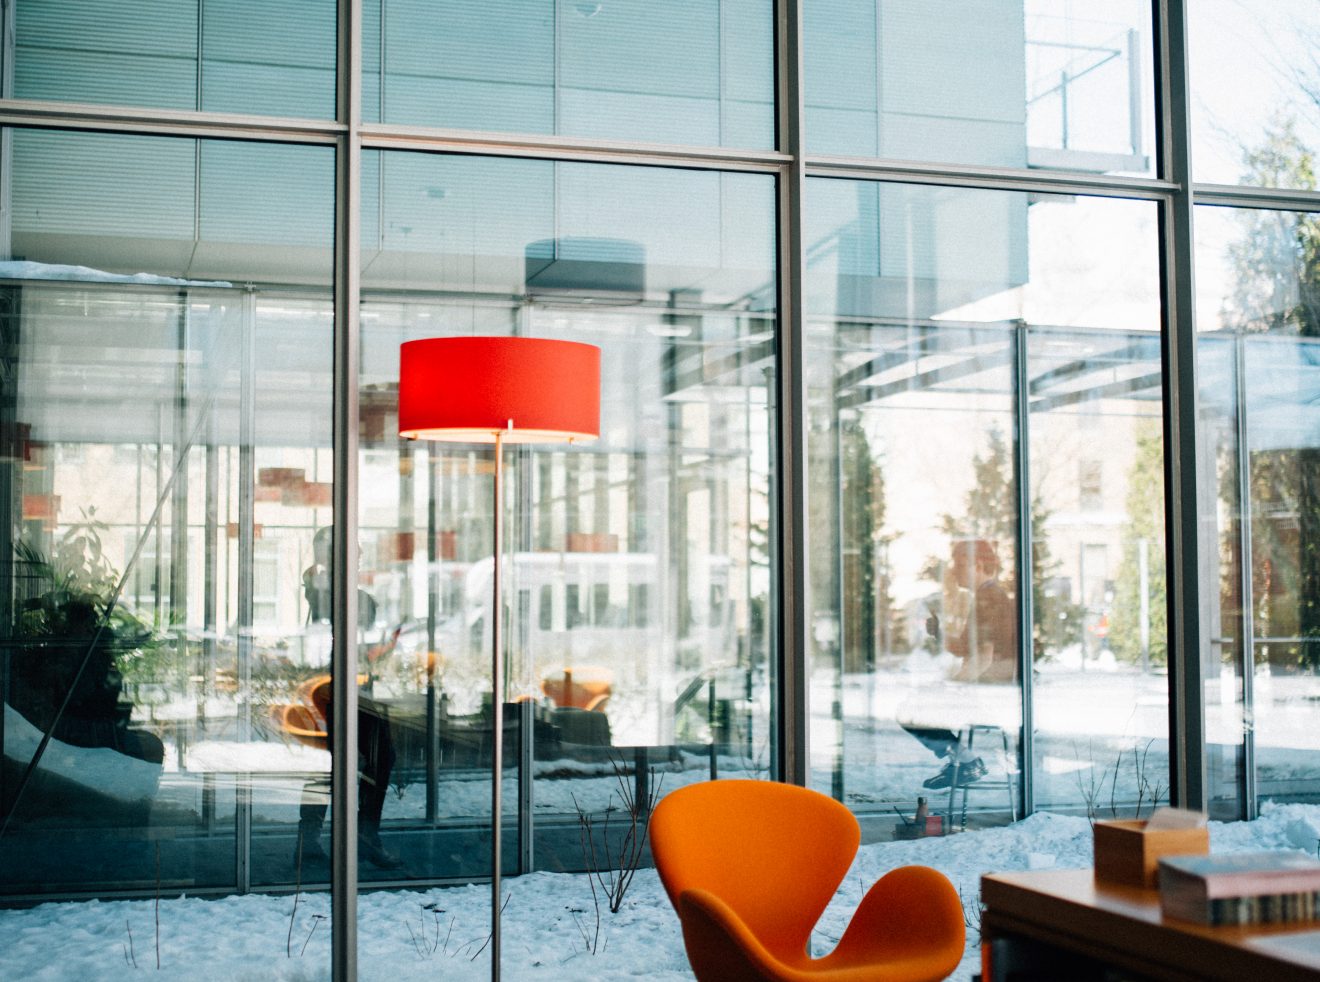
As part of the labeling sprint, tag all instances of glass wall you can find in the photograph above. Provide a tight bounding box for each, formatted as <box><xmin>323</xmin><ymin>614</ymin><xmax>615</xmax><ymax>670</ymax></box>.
<box><xmin>1022</xmin><ymin>192</ymin><xmax>1165</xmax><ymax>818</ymax></box>
<box><xmin>0</xmin><ymin>127</ymin><xmax>334</xmax><ymax>915</ymax></box>
<box><xmin>363</xmin><ymin>0</ymin><xmax>774</xmax><ymax>148</ymax></box>
<box><xmin>0</xmin><ymin>0</ymin><xmax>1319</xmax><ymax>977</ymax></box>
<box><xmin>805</xmin><ymin>0</ymin><xmax>1155</xmax><ymax>175</ymax></box>
<box><xmin>1186</xmin><ymin>0</ymin><xmax>1320</xmax><ymax>819</ymax></box>
<box><xmin>804</xmin><ymin>181</ymin><xmax>1163</xmax><ymax>832</ymax></box>
<box><xmin>10</xmin><ymin>0</ymin><xmax>337</xmax><ymax>117</ymax></box>
<box><xmin>1196</xmin><ymin>202</ymin><xmax>1320</xmax><ymax>818</ymax></box>
<box><xmin>354</xmin><ymin>152</ymin><xmax>777</xmax><ymax>882</ymax></box>
<box><xmin>0</xmin><ymin>143</ymin><xmax>781</xmax><ymax>898</ymax></box>
<box><xmin>1188</xmin><ymin>0</ymin><xmax>1320</xmax><ymax>189</ymax></box>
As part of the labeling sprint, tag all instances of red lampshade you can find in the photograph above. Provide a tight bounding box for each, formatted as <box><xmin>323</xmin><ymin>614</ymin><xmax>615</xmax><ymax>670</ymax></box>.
<box><xmin>398</xmin><ymin>336</ymin><xmax>601</xmax><ymax>444</ymax></box>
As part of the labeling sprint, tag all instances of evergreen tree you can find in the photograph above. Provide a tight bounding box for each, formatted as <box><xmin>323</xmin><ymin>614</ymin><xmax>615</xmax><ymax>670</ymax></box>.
<box><xmin>938</xmin><ymin>422</ymin><xmax>1083</xmax><ymax>659</ymax></box>
<box><xmin>1222</xmin><ymin>119</ymin><xmax>1320</xmax><ymax>668</ymax></box>
<box><xmin>1110</xmin><ymin>417</ymin><xmax>1167</xmax><ymax>667</ymax></box>
<box><xmin>840</xmin><ymin>420</ymin><xmax>892</xmax><ymax>670</ymax></box>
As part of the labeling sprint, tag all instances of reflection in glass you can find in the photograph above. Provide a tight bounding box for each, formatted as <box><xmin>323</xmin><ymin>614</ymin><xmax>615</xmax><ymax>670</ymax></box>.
<box><xmin>1189</xmin><ymin>0</ymin><xmax>1320</xmax><ymax>188</ymax></box>
<box><xmin>1027</xmin><ymin>330</ymin><xmax>1167</xmax><ymax>816</ymax></box>
<box><xmin>805</xmin><ymin>179</ymin><xmax>1163</xmax><ymax>833</ymax></box>
<box><xmin>10</xmin><ymin>0</ymin><xmax>337</xmax><ymax>119</ymax></box>
<box><xmin>363</xmin><ymin>0</ymin><xmax>774</xmax><ymax>149</ymax></box>
<box><xmin>355</xmin><ymin>152</ymin><xmax>777</xmax><ymax>904</ymax></box>
<box><xmin>804</xmin><ymin>0</ymin><xmax>1154</xmax><ymax>176</ymax></box>
<box><xmin>0</xmin><ymin>126</ymin><xmax>333</xmax><ymax>957</ymax></box>
<box><xmin>1197</xmin><ymin>203</ymin><xmax>1320</xmax><ymax>817</ymax></box>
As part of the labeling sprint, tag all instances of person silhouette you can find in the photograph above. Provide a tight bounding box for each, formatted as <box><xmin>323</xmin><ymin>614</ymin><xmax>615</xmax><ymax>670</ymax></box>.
<box><xmin>295</xmin><ymin>527</ymin><xmax>400</xmax><ymax>870</ymax></box>
<box><xmin>902</xmin><ymin>537</ymin><xmax>1017</xmax><ymax>791</ymax></box>
<box><xmin>933</xmin><ymin>538</ymin><xmax>1016</xmax><ymax>684</ymax></box>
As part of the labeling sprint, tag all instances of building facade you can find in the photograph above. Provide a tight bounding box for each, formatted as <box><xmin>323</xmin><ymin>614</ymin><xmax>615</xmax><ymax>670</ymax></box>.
<box><xmin>0</xmin><ymin>0</ymin><xmax>1318</xmax><ymax>976</ymax></box>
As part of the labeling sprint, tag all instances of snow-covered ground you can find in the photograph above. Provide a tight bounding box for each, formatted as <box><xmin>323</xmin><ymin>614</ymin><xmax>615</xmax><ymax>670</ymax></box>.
<box><xmin>4</xmin><ymin>802</ymin><xmax>1320</xmax><ymax>982</ymax></box>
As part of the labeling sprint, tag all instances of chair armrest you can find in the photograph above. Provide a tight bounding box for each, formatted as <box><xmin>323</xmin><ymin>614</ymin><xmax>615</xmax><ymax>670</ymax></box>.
<box><xmin>830</xmin><ymin>865</ymin><xmax>965</xmax><ymax>975</ymax></box>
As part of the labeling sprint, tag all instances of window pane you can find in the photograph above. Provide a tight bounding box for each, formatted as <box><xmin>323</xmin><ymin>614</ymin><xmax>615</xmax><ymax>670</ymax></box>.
<box><xmin>362</xmin><ymin>0</ymin><xmax>774</xmax><ymax>149</ymax></box>
<box><xmin>805</xmin><ymin>179</ymin><xmax>1164</xmax><ymax>832</ymax></box>
<box><xmin>1196</xmin><ymin>203</ymin><xmax>1320</xmax><ymax>818</ymax></box>
<box><xmin>0</xmin><ymin>127</ymin><xmax>333</xmax><ymax>954</ymax></box>
<box><xmin>1189</xmin><ymin>0</ymin><xmax>1320</xmax><ymax>189</ymax></box>
<box><xmin>804</xmin><ymin>0</ymin><xmax>1155</xmax><ymax>176</ymax></box>
<box><xmin>12</xmin><ymin>0</ymin><xmax>336</xmax><ymax>119</ymax></box>
<box><xmin>1027</xmin><ymin>330</ymin><xmax>1167</xmax><ymax>816</ymax></box>
<box><xmin>356</xmin><ymin>154</ymin><xmax>778</xmax><ymax>928</ymax></box>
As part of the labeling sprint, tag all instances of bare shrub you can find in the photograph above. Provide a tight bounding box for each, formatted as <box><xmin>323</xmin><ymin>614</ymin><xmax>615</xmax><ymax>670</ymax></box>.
<box><xmin>570</xmin><ymin>754</ymin><xmax>664</xmax><ymax>953</ymax></box>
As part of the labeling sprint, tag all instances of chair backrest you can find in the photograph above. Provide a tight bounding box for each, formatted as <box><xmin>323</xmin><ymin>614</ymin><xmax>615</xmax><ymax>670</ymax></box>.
<box><xmin>650</xmin><ymin>780</ymin><xmax>860</xmax><ymax>960</ymax></box>
<box><xmin>277</xmin><ymin>703</ymin><xmax>327</xmax><ymax>748</ymax></box>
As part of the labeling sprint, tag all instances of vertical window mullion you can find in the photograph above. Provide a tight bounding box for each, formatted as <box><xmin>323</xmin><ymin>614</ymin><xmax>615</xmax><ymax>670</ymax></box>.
<box><xmin>1013</xmin><ymin>322</ymin><xmax>1035</xmax><ymax>816</ymax></box>
<box><xmin>774</xmin><ymin>0</ymin><xmax>808</xmax><ymax>785</ymax></box>
<box><xmin>1156</xmin><ymin>0</ymin><xmax>1209</xmax><ymax>813</ymax></box>
<box><xmin>332</xmin><ymin>1</ymin><xmax>364</xmax><ymax>981</ymax></box>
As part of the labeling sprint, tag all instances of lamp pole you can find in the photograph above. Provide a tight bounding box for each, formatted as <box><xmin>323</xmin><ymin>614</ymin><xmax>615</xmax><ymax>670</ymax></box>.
<box><xmin>490</xmin><ymin>427</ymin><xmax>505</xmax><ymax>981</ymax></box>
<box><xmin>396</xmin><ymin>336</ymin><xmax>601</xmax><ymax>982</ymax></box>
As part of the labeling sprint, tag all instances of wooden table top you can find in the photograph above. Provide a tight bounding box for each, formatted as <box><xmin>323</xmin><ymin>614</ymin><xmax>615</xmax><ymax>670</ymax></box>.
<box><xmin>981</xmin><ymin>868</ymin><xmax>1320</xmax><ymax>981</ymax></box>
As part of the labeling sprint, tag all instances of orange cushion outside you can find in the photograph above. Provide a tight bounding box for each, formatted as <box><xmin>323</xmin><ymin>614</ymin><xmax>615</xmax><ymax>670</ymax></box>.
<box><xmin>272</xmin><ymin>703</ymin><xmax>327</xmax><ymax>749</ymax></box>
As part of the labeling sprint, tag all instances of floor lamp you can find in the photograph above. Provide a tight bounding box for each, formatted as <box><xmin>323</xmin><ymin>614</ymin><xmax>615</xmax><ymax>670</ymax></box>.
<box><xmin>398</xmin><ymin>336</ymin><xmax>601</xmax><ymax>981</ymax></box>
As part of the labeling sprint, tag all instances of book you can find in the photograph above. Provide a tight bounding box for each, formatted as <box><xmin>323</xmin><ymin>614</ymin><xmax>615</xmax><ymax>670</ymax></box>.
<box><xmin>1159</xmin><ymin>851</ymin><xmax>1320</xmax><ymax>926</ymax></box>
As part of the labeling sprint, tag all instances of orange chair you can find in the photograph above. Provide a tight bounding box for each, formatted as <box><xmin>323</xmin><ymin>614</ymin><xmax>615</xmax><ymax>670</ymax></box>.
<box><xmin>540</xmin><ymin>665</ymin><xmax>612</xmax><ymax>712</ymax></box>
<box><xmin>650</xmin><ymin>780</ymin><xmax>965</xmax><ymax>982</ymax></box>
<box><xmin>269</xmin><ymin>673</ymin><xmax>369</xmax><ymax>749</ymax></box>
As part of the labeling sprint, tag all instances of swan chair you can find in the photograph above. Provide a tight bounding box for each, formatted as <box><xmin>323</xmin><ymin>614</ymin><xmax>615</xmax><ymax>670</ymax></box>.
<box><xmin>650</xmin><ymin>780</ymin><xmax>964</xmax><ymax>982</ymax></box>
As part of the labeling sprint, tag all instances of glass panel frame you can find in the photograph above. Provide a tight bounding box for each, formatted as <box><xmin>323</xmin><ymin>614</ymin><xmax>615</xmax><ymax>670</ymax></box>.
<box><xmin>803</xmin><ymin>0</ymin><xmax>1156</xmax><ymax>177</ymax></box>
<box><xmin>355</xmin><ymin>150</ymin><xmax>780</xmax><ymax>886</ymax></box>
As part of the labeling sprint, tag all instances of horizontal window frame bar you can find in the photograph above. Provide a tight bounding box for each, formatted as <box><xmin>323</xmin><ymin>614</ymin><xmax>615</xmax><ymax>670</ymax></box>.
<box><xmin>0</xmin><ymin>100</ymin><xmax>789</xmax><ymax>172</ymax></box>
<box><xmin>807</xmin><ymin>154</ymin><xmax>1179</xmax><ymax>199</ymax></box>
<box><xmin>4</xmin><ymin>101</ymin><xmax>1313</xmax><ymax>214</ymax></box>
<box><xmin>1193</xmin><ymin>183</ymin><xmax>1320</xmax><ymax>212</ymax></box>
<box><xmin>359</xmin><ymin>123</ymin><xmax>790</xmax><ymax>172</ymax></box>
<box><xmin>0</xmin><ymin>98</ymin><xmax>343</xmax><ymax>143</ymax></box>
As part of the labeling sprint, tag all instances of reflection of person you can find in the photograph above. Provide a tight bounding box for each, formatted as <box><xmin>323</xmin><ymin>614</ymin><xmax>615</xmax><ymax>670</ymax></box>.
<box><xmin>295</xmin><ymin>527</ymin><xmax>400</xmax><ymax>870</ymax></box>
<box><xmin>903</xmin><ymin>538</ymin><xmax>1017</xmax><ymax>791</ymax></box>
<box><xmin>930</xmin><ymin>538</ymin><xmax>1016</xmax><ymax>684</ymax></box>
<box><xmin>302</xmin><ymin>526</ymin><xmax>377</xmax><ymax>629</ymax></box>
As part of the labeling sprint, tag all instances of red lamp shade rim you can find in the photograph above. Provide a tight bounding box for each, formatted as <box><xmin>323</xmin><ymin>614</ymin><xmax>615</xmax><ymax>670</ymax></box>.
<box><xmin>398</xmin><ymin>425</ymin><xmax>598</xmax><ymax>444</ymax></box>
<box><xmin>398</xmin><ymin>336</ymin><xmax>601</xmax><ymax>445</ymax></box>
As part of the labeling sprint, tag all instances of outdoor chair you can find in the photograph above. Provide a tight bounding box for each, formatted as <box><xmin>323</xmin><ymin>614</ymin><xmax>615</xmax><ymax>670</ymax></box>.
<box><xmin>650</xmin><ymin>779</ymin><xmax>964</xmax><ymax>982</ymax></box>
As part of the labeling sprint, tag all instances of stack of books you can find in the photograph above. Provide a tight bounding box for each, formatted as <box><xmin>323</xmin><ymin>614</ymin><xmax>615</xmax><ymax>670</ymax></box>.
<box><xmin>1159</xmin><ymin>851</ymin><xmax>1320</xmax><ymax>926</ymax></box>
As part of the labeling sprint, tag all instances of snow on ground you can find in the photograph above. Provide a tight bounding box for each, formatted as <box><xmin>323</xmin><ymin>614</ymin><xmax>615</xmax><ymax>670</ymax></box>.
<box><xmin>4</xmin><ymin>803</ymin><xmax>1320</xmax><ymax>982</ymax></box>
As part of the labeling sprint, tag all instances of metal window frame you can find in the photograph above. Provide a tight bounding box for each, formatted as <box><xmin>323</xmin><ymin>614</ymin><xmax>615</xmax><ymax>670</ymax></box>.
<box><xmin>1</xmin><ymin>0</ymin><xmax>1320</xmax><ymax>976</ymax></box>
<box><xmin>1156</xmin><ymin>0</ymin><xmax>1207</xmax><ymax>813</ymax></box>
<box><xmin>774</xmin><ymin>0</ymin><xmax>808</xmax><ymax>787</ymax></box>
<box><xmin>331</xmin><ymin>2</ymin><xmax>363</xmax><ymax>980</ymax></box>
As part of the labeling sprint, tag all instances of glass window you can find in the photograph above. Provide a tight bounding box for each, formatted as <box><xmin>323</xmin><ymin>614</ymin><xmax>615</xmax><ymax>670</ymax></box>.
<box><xmin>804</xmin><ymin>0</ymin><xmax>1155</xmax><ymax>176</ymax></box>
<box><xmin>356</xmin><ymin>153</ymin><xmax>777</xmax><ymax>901</ymax></box>
<box><xmin>538</xmin><ymin>583</ymin><xmax>554</xmax><ymax>630</ymax></box>
<box><xmin>1079</xmin><ymin>460</ymin><xmax>1104</xmax><ymax>511</ymax></box>
<box><xmin>1196</xmin><ymin>202</ymin><xmax>1320</xmax><ymax>819</ymax></box>
<box><xmin>10</xmin><ymin>0</ymin><xmax>337</xmax><ymax>119</ymax></box>
<box><xmin>1189</xmin><ymin>0</ymin><xmax>1320</xmax><ymax>189</ymax></box>
<box><xmin>362</xmin><ymin>0</ymin><xmax>774</xmax><ymax>148</ymax></box>
<box><xmin>0</xmin><ymin>127</ymin><xmax>333</xmax><ymax>936</ymax></box>
<box><xmin>805</xmin><ymin>178</ymin><xmax>1163</xmax><ymax>831</ymax></box>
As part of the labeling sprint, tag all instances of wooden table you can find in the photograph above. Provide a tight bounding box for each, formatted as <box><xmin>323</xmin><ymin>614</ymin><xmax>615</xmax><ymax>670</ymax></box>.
<box><xmin>980</xmin><ymin>868</ymin><xmax>1320</xmax><ymax>981</ymax></box>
